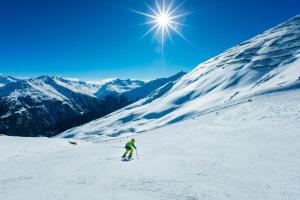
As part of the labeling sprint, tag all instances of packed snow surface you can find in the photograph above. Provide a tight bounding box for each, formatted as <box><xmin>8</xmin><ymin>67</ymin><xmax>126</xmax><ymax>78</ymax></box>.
<box><xmin>1</xmin><ymin>89</ymin><xmax>300</xmax><ymax>200</ymax></box>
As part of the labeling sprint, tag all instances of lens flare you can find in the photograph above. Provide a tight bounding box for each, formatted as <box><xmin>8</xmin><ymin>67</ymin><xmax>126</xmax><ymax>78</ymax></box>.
<box><xmin>132</xmin><ymin>0</ymin><xmax>189</xmax><ymax>53</ymax></box>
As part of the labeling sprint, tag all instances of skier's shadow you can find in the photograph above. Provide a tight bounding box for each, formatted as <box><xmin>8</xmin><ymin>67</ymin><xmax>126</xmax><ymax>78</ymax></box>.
<box><xmin>121</xmin><ymin>158</ymin><xmax>133</xmax><ymax>162</ymax></box>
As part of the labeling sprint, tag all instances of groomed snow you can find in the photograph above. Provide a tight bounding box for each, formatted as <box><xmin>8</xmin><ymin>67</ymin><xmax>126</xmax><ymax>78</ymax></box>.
<box><xmin>1</xmin><ymin>89</ymin><xmax>300</xmax><ymax>200</ymax></box>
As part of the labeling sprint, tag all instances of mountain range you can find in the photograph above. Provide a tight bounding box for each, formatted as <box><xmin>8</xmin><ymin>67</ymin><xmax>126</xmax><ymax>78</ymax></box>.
<box><xmin>0</xmin><ymin>72</ymin><xmax>185</xmax><ymax>136</ymax></box>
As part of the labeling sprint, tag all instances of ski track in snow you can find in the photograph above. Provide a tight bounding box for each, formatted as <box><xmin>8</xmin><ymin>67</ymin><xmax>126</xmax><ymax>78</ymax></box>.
<box><xmin>0</xmin><ymin>89</ymin><xmax>300</xmax><ymax>200</ymax></box>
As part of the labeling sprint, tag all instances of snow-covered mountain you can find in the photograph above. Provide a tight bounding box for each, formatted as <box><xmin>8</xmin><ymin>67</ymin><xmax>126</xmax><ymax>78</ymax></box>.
<box><xmin>94</xmin><ymin>79</ymin><xmax>145</xmax><ymax>99</ymax></box>
<box><xmin>0</xmin><ymin>76</ymin><xmax>145</xmax><ymax>137</ymax></box>
<box><xmin>51</xmin><ymin>76</ymin><xmax>104</xmax><ymax>97</ymax></box>
<box><xmin>121</xmin><ymin>71</ymin><xmax>186</xmax><ymax>102</ymax></box>
<box><xmin>0</xmin><ymin>74</ymin><xmax>19</xmax><ymax>87</ymax></box>
<box><xmin>44</xmin><ymin>77</ymin><xmax>146</xmax><ymax>98</ymax></box>
<box><xmin>0</xmin><ymin>74</ymin><xmax>183</xmax><ymax>136</ymax></box>
<box><xmin>0</xmin><ymin>75</ymin><xmax>108</xmax><ymax>96</ymax></box>
<box><xmin>60</xmin><ymin>14</ymin><xmax>300</xmax><ymax>140</ymax></box>
<box><xmin>0</xmin><ymin>76</ymin><xmax>104</xmax><ymax>137</ymax></box>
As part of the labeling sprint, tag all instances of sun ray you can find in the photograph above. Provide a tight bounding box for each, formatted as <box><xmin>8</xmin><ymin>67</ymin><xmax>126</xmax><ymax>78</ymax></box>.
<box><xmin>165</xmin><ymin>27</ymin><xmax>174</xmax><ymax>43</ymax></box>
<box><xmin>140</xmin><ymin>23</ymin><xmax>160</xmax><ymax>40</ymax></box>
<box><xmin>141</xmin><ymin>20</ymin><xmax>160</xmax><ymax>25</ymax></box>
<box><xmin>166</xmin><ymin>0</ymin><xmax>174</xmax><ymax>14</ymax></box>
<box><xmin>169</xmin><ymin>0</ymin><xmax>186</xmax><ymax>15</ymax></box>
<box><xmin>156</xmin><ymin>0</ymin><xmax>163</xmax><ymax>15</ymax></box>
<box><xmin>130</xmin><ymin>9</ymin><xmax>157</xmax><ymax>19</ymax></box>
<box><xmin>145</xmin><ymin>3</ymin><xmax>160</xmax><ymax>16</ymax></box>
<box><xmin>168</xmin><ymin>23</ymin><xmax>192</xmax><ymax>45</ymax></box>
<box><xmin>169</xmin><ymin>21</ymin><xmax>189</xmax><ymax>27</ymax></box>
<box><xmin>169</xmin><ymin>12</ymin><xmax>190</xmax><ymax>20</ymax></box>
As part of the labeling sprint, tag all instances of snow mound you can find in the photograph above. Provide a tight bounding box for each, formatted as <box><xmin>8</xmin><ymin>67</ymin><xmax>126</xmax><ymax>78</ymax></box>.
<box><xmin>59</xmin><ymin>14</ymin><xmax>300</xmax><ymax>141</ymax></box>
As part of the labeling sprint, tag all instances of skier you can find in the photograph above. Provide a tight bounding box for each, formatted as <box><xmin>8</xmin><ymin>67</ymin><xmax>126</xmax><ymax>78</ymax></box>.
<box><xmin>122</xmin><ymin>138</ymin><xmax>137</xmax><ymax>159</ymax></box>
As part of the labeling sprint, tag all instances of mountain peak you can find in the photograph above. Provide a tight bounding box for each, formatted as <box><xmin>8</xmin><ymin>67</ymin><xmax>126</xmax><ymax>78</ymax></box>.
<box><xmin>94</xmin><ymin>79</ymin><xmax>145</xmax><ymax>98</ymax></box>
<box><xmin>291</xmin><ymin>14</ymin><xmax>300</xmax><ymax>20</ymax></box>
<box><xmin>0</xmin><ymin>75</ymin><xmax>19</xmax><ymax>87</ymax></box>
<box><xmin>34</xmin><ymin>75</ymin><xmax>53</xmax><ymax>81</ymax></box>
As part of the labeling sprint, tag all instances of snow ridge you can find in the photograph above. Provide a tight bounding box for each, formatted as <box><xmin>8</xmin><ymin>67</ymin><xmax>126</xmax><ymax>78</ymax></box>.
<box><xmin>0</xmin><ymin>74</ymin><xmax>19</xmax><ymax>88</ymax></box>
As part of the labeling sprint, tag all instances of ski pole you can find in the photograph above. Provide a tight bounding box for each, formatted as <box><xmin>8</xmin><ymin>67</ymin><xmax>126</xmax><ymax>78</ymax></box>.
<box><xmin>136</xmin><ymin>149</ymin><xmax>139</xmax><ymax>159</ymax></box>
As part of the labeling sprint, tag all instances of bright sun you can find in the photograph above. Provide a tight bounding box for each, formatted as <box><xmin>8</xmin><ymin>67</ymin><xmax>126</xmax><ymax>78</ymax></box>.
<box><xmin>131</xmin><ymin>0</ymin><xmax>189</xmax><ymax>53</ymax></box>
<box><xmin>158</xmin><ymin>13</ymin><xmax>171</xmax><ymax>26</ymax></box>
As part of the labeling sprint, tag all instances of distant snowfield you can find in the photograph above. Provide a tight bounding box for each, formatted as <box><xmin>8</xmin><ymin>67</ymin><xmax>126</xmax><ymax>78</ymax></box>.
<box><xmin>1</xmin><ymin>89</ymin><xmax>300</xmax><ymax>200</ymax></box>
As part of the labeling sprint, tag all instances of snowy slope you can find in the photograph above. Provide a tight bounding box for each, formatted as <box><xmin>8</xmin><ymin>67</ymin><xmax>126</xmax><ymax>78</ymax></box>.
<box><xmin>94</xmin><ymin>79</ymin><xmax>145</xmax><ymax>99</ymax></box>
<box><xmin>1</xmin><ymin>88</ymin><xmax>300</xmax><ymax>200</ymax></box>
<box><xmin>59</xmin><ymin>15</ymin><xmax>300</xmax><ymax>140</ymax></box>
<box><xmin>0</xmin><ymin>74</ymin><xmax>19</xmax><ymax>88</ymax></box>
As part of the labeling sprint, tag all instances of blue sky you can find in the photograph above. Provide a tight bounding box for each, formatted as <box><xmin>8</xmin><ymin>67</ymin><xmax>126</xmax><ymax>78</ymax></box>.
<box><xmin>0</xmin><ymin>0</ymin><xmax>300</xmax><ymax>81</ymax></box>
